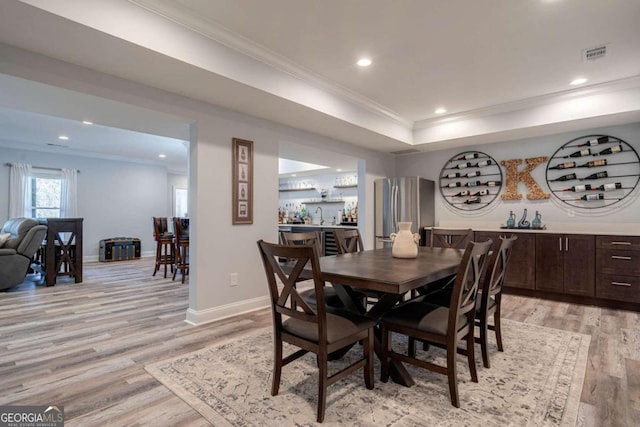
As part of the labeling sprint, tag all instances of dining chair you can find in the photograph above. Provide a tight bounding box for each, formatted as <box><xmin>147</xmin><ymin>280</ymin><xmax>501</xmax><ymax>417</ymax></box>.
<box><xmin>380</xmin><ymin>239</ymin><xmax>493</xmax><ymax>408</ymax></box>
<box><xmin>410</xmin><ymin>228</ymin><xmax>474</xmax><ymax>299</ymax></box>
<box><xmin>281</xmin><ymin>230</ymin><xmax>356</xmax><ymax>309</ymax></box>
<box><xmin>430</xmin><ymin>228</ymin><xmax>473</xmax><ymax>248</ymax></box>
<box><xmin>333</xmin><ymin>229</ymin><xmax>382</xmax><ymax>307</ymax></box>
<box><xmin>152</xmin><ymin>217</ymin><xmax>174</xmax><ymax>278</ymax></box>
<box><xmin>415</xmin><ymin>235</ymin><xmax>517</xmax><ymax>368</ymax></box>
<box><xmin>172</xmin><ymin>217</ymin><xmax>189</xmax><ymax>283</ymax></box>
<box><xmin>257</xmin><ymin>240</ymin><xmax>374</xmax><ymax>423</ymax></box>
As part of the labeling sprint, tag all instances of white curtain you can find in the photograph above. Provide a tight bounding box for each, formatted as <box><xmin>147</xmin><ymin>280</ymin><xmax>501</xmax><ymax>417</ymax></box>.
<box><xmin>9</xmin><ymin>163</ymin><xmax>32</xmax><ymax>218</ymax></box>
<box><xmin>60</xmin><ymin>168</ymin><xmax>78</xmax><ymax>218</ymax></box>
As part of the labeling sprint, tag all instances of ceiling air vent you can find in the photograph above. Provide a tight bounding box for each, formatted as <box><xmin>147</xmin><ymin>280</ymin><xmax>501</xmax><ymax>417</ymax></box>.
<box><xmin>390</xmin><ymin>149</ymin><xmax>420</xmax><ymax>155</ymax></box>
<box><xmin>582</xmin><ymin>45</ymin><xmax>607</xmax><ymax>62</ymax></box>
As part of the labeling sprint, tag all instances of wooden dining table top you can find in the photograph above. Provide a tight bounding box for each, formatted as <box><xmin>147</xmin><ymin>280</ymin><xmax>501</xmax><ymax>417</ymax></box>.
<box><xmin>318</xmin><ymin>246</ymin><xmax>464</xmax><ymax>295</ymax></box>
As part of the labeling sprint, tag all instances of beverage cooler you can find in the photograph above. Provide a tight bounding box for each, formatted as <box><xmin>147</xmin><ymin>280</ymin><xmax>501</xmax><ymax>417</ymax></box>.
<box><xmin>374</xmin><ymin>177</ymin><xmax>435</xmax><ymax>249</ymax></box>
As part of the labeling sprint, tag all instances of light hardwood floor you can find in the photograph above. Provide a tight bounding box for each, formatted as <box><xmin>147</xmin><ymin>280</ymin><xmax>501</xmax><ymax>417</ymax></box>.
<box><xmin>1</xmin><ymin>258</ymin><xmax>638</xmax><ymax>426</ymax></box>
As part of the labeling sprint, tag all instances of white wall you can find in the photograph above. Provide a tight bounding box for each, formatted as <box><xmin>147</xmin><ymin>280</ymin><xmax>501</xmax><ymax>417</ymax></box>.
<box><xmin>0</xmin><ymin>44</ymin><xmax>396</xmax><ymax>324</ymax></box>
<box><xmin>1</xmin><ymin>146</ymin><xmax>170</xmax><ymax>260</ymax></box>
<box><xmin>395</xmin><ymin>122</ymin><xmax>640</xmax><ymax>227</ymax></box>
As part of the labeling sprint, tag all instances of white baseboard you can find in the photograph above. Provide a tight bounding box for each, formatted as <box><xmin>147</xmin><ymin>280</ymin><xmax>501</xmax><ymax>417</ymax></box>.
<box><xmin>185</xmin><ymin>295</ymin><xmax>270</xmax><ymax>326</ymax></box>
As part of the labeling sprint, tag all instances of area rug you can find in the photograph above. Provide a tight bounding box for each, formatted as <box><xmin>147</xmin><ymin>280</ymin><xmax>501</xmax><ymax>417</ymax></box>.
<box><xmin>145</xmin><ymin>319</ymin><xmax>589</xmax><ymax>426</ymax></box>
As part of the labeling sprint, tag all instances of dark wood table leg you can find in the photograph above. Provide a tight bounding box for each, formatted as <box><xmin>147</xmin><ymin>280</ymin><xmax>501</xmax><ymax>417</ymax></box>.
<box><xmin>332</xmin><ymin>287</ymin><xmax>416</xmax><ymax>387</ymax></box>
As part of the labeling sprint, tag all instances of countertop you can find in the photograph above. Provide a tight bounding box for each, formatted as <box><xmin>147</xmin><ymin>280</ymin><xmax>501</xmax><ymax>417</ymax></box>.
<box><xmin>278</xmin><ymin>224</ymin><xmax>358</xmax><ymax>229</ymax></box>
<box><xmin>430</xmin><ymin>221</ymin><xmax>640</xmax><ymax>237</ymax></box>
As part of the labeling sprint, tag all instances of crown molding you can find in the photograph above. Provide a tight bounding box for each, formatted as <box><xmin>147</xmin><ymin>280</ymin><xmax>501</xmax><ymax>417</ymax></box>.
<box><xmin>414</xmin><ymin>75</ymin><xmax>640</xmax><ymax>130</ymax></box>
<box><xmin>128</xmin><ymin>0</ymin><xmax>411</xmax><ymax>128</ymax></box>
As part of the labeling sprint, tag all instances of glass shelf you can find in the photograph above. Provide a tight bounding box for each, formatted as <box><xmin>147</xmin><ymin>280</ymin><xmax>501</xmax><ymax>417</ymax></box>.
<box><xmin>302</xmin><ymin>199</ymin><xmax>345</xmax><ymax>204</ymax></box>
<box><xmin>278</xmin><ymin>187</ymin><xmax>316</xmax><ymax>192</ymax></box>
<box><xmin>333</xmin><ymin>184</ymin><xmax>357</xmax><ymax>188</ymax></box>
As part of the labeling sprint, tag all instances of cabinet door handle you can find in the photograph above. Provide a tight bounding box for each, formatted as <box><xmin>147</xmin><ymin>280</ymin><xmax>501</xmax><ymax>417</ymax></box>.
<box><xmin>565</xmin><ymin>237</ymin><xmax>568</xmax><ymax>252</ymax></box>
<box><xmin>559</xmin><ymin>237</ymin><xmax>562</xmax><ymax>251</ymax></box>
<box><xmin>611</xmin><ymin>255</ymin><xmax>632</xmax><ymax>260</ymax></box>
<box><xmin>611</xmin><ymin>241</ymin><xmax>632</xmax><ymax>245</ymax></box>
<box><xmin>611</xmin><ymin>281</ymin><xmax>632</xmax><ymax>287</ymax></box>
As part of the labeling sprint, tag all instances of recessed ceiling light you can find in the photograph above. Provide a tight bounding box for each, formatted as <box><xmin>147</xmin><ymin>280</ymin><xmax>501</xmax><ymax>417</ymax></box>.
<box><xmin>291</xmin><ymin>174</ymin><xmax>297</xmax><ymax>177</ymax></box>
<box><xmin>82</xmin><ymin>120</ymin><xmax>93</xmax><ymax>125</ymax></box>
<box><xmin>336</xmin><ymin>169</ymin><xmax>343</xmax><ymax>172</ymax></box>
<box><xmin>357</xmin><ymin>58</ymin><xmax>372</xmax><ymax>67</ymax></box>
<box><xmin>58</xmin><ymin>135</ymin><xmax>69</xmax><ymax>140</ymax></box>
<box><xmin>570</xmin><ymin>78</ymin><xmax>588</xmax><ymax>85</ymax></box>
<box><xmin>158</xmin><ymin>154</ymin><xmax>166</xmax><ymax>158</ymax></box>
<box><xmin>435</xmin><ymin>107</ymin><xmax>447</xmax><ymax>114</ymax></box>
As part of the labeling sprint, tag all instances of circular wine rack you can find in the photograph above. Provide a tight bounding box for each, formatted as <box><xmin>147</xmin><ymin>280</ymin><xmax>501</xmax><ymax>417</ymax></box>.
<box><xmin>439</xmin><ymin>151</ymin><xmax>503</xmax><ymax>211</ymax></box>
<box><xmin>546</xmin><ymin>134</ymin><xmax>640</xmax><ymax>209</ymax></box>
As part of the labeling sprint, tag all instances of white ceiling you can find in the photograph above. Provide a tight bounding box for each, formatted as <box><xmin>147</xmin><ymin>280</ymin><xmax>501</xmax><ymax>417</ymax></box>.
<box><xmin>0</xmin><ymin>0</ymin><xmax>639</xmax><ymax>167</ymax></box>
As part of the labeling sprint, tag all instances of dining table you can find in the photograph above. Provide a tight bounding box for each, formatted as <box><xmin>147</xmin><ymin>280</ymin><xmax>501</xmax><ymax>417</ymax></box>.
<box><xmin>315</xmin><ymin>246</ymin><xmax>464</xmax><ymax>387</ymax></box>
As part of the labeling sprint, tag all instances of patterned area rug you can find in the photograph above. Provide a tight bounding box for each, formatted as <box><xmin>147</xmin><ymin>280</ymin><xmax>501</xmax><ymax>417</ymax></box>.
<box><xmin>146</xmin><ymin>319</ymin><xmax>589</xmax><ymax>426</ymax></box>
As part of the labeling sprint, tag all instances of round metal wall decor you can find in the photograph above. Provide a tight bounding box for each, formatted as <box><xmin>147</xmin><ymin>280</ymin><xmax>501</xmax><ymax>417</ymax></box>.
<box><xmin>545</xmin><ymin>134</ymin><xmax>640</xmax><ymax>209</ymax></box>
<box><xmin>439</xmin><ymin>151</ymin><xmax>503</xmax><ymax>211</ymax></box>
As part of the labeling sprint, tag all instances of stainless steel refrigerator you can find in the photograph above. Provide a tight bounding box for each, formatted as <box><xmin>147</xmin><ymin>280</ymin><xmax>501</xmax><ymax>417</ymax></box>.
<box><xmin>374</xmin><ymin>177</ymin><xmax>435</xmax><ymax>249</ymax></box>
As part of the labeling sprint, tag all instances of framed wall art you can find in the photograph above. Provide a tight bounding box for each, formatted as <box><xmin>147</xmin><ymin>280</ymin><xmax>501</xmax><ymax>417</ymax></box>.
<box><xmin>232</xmin><ymin>138</ymin><xmax>253</xmax><ymax>224</ymax></box>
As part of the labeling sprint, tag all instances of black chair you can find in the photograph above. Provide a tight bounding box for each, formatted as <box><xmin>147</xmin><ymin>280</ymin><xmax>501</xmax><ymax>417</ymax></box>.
<box><xmin>380</xmin><ymin>239</ymin><xmax>492</xmax><ymax>408</ymax></box>
<box><xmin>257</xmin><ymin>240</ymin><xmax>374</xmax><ymax>423</ymax></box>
<box><xmin>152</xmin><ymin>217</ymin><xmax>174</xmax><ymax>278</ymax></box>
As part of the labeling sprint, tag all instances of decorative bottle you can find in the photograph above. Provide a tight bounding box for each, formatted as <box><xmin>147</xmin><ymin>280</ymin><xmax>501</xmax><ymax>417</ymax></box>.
<box><xmin>456</xmin><ymin>153</ymin><xmax>479</xmax><ymax>161</ymax></box>
<box><xmin>596</xmin><ymin>145</ymin><xmax>623</xmax><ymax>156</ymax></box>
<box><xmin>577</xmin><ymin>136</ymin><xmax>609</xmax><ymax>147</ymax></box>
<box><xmin>506</xmin><ymin>211</ymin><xmax>516</xmax><ymax>229</ymax></box>
<box><xmin>531</xmin><ymin>211</ymin><xmax>542</xmax><ymax>229</ymax></box>
<box><xmin>581</xmin><ymin>171</ymin><xmax>608</xmax><ymax>181</ymax></box>
<box><xmin>596</xmin><ymin>182</ymin><xmax>622</xmax><ymax>191</ymax></box>
<box><xmin>577</xmin><ymin>193</ymin><xmax>604</xmax><ymax>201</ymax></box>
<box><xmin>577</xmin><ymin>159</ymin><xmax>607</xmax><ymax>168</ymax></box>
<box><xmin>518</xmin><ymin>208</ymin><xmax>530</xmax><ymax>228</ymax></box>
<box><xmin>563</xmin><ymin>148</ymin><xmax>591</xmax><ymax>159</ymax></box>
<box><xmin>549</xmin><ymin>173</ymin><xmax>577</xmax><ymax>182</ymax></box>
<box><xmin>549</xmin><ymin>161</ymin><xmax>576</xmax><ymax>170</ymax></box>
<box><xmin>390</xmin><ymin>222</ymin><xmax>420</xmax><ymax>259</ymax></box>
<box><xmin>563</xmin><ymin>184</ymin><xmax>592</xmax><ymax>192</ymax></box>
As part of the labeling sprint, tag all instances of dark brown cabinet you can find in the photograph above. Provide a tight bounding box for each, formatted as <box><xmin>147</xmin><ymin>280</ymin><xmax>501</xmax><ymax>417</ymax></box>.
<box><xmin>596</xmin><ymin>235</ymin><xmax>640</xmax><ymax>303</ymax></box>
<box><xmin>535</xmin><ymin>233</ymin><xmax>595</xmax><ymax>296</ymax></box>
<box><xmin>474</xmin><ymin>231</ymin><xmax>535</xmax><ymax>290</ymax></box>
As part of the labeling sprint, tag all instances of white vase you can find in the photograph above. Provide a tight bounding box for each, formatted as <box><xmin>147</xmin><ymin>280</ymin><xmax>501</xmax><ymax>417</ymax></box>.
<box><xmin>390</xmin><ymin>222</ymin><xmax>420</xmax><ymax>258</ymax></box>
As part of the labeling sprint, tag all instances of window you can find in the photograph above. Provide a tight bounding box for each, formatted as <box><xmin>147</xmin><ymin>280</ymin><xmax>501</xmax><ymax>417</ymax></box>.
<box><xmin>31</xmin><ymin>169</ymin><xmax>62</xmax><ymax>219</ymax></box>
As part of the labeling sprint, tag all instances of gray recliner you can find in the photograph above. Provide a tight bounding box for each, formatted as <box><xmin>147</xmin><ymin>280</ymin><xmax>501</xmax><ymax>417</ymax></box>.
<box><xmin>0</xmin><ymin>218</ymin><xmax>47</xmax><ymax>290</ymax></box>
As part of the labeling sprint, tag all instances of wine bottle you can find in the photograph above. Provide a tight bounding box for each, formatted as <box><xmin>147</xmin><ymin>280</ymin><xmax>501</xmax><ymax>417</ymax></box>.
<box><xmin>596</xmin><ymin>182</ymin><xmax>622</xmax><ymax>191</ymax></box>
<box><xmin>596</xmin><ymin>145</ymin><xmax>623</xmax><ymax>156</ymax></box>
<box><xmin>446</xmin><ymin>182</ymin><xmax>462</xmax><ymax>188</ymax></box>
<box><xmin>465</xmin><ymin>181</ymin><xmax>481</xmax><ymax>187</ymax></box>
<box><xmin>482</xmin><ymin>180</ymin><xmax>502</xmax><ymax>187</ymax></box>
<box><xmin>446</xmin><ymin>172</ymin><xmax>461</xmax><ymax>179</ymax></box>
<box><xmin>472</xmin><ymin>160</ymin><xmax>492</xmax><ymax>167</ymax></box>
<box><xmin>581</xmin><ymin>171</ymin><xmax>608</xmax><ymax>180</ymax></box>
<box><xmin>577</xmin><ymin>193</ymin><xmax>604</xmax><ymax>201</ymax></box>
<box><xmin>549</xmin><ymin>161</ymin><xmax>576</xmax><ymax>170</ymax></box>
<box><xmin>562</xmin><ymin>184</ymin><xmax>592</xmax><ymax>192</ymax></box>
<box><xmin>466</xmin><ymin>170</ymin><xmax>481</xmax><ymax>178</ymax></box>
<box><xmin>455</xmin><ymin>153</ymin><xmax>479</xmax><ymax>161</ymax></box>
<box><xmin>464</xmin><ymin>197</ymin><xmax>481</xmax><ymax>204</ymax></box>
<box><xmin>455</xmin><ymin>162</ymin><xmax>471</xmax><ymax>169</ymax></box>
<box><xmin>577</xmin><ymin>159</ymin><xmax>607</xmax><ymax>168</ymax></box>
<box><xmin>562</xmin><ymin>148</ymin><xmax>591</xmax><ymax>159</ymax></box>
<box><xmin>472</xmin><ymin>189</ymin><xmax>489</xmax><ymax>197</ymax></box>
<box><xmin>549</xmin><ymin>173</ymin><xmax>577</xmax><ymax>182</ymax></box>
<box><xmin>577</xmin><ymin>136</ymin><xmax>609</xmax><ymax>147</ymax></box>
<box><xmin>451</xmin><ymin>190</ymin><xmax>471</xmax><ymax>197</ymax></box>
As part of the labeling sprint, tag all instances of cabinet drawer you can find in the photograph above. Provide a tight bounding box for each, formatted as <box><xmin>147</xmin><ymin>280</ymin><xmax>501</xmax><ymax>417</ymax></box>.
<box><xmin>596</xmin><ymin>235</ymin><xmax>640</xmax><ymax>251</ymax></box>
<box><xmin>596</xmin><ymin>274</ymin><xmax>640</xmax><ymax>303</ymax></box>
<box><xmin>596</xmin><ymin>249</ymin><xmax>640</xmax><ymax>276</ymax></box>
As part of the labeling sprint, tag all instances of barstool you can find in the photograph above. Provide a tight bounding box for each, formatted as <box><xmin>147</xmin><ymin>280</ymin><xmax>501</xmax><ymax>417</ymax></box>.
<box><xmin>172</xmin><ymin>217</ymin><xmax>189</xmax><ymax>284</ymax></box>
<box><xmin>152</xmin><ymin>217</ymin><xmax>174</xmax><ymax>278</ymax></box>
